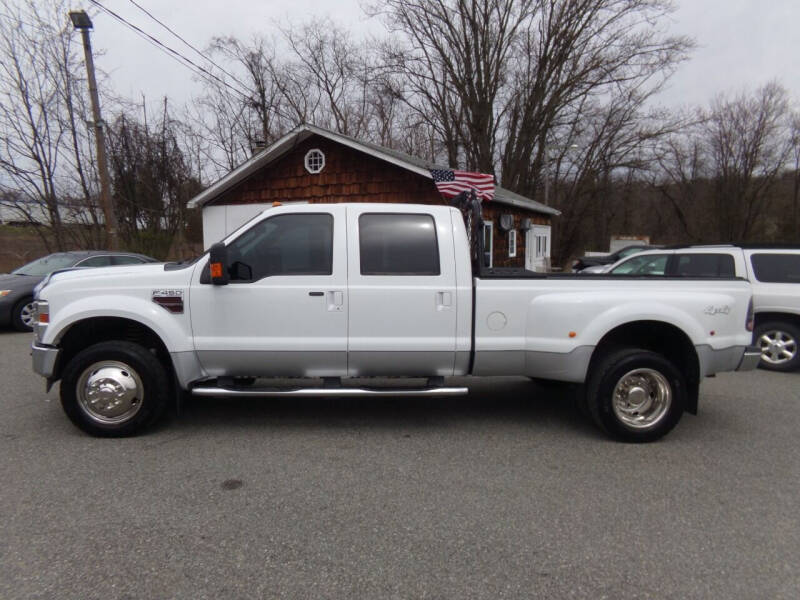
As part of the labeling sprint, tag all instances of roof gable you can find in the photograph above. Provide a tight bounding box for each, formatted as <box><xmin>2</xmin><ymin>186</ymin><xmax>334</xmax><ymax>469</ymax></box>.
<box><xmin>187</xmin><ymin>123</ymin><xmax>559</xmax><ymax>216</ymax></box>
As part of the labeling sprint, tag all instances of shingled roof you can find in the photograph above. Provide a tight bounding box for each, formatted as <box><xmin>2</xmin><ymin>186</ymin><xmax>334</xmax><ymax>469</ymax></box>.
<box><xmin>187</xmin><ymin>123</ymin><xmax>560</xmax><ymax>216</ymax></box>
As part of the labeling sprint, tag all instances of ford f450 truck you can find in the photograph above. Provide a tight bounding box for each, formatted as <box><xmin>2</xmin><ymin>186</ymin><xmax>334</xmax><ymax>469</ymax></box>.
<box><xmin>31</xmin><ymin>203</ymin><xmax>760</xmax><ymax>442</ymax></box>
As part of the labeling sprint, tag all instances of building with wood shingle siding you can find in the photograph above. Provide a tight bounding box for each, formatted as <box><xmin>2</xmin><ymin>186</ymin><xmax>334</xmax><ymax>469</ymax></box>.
<box><xmin>188</xmin><ymin>124</ymin><xmax>559</xmax><ymax>270</ymax></box>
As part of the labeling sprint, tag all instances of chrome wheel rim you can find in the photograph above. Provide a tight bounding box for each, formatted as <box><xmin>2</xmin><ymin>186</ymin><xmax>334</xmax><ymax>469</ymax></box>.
<box><xmin>20</xmin><ymin>302</ymin><xmax>34</xmax><ymax>327</ymax></box>
<box><xmin>612</xmin><ymin>368</ymin><xmax>672</xmax><ymax>430</ymax></box>
<box><xmin>76</xmin><ymin>360</ymin><xmax>144</xmax><ymax>425</ymax></box>
<box><xmin>758</xmin><ymin>330</ymin><xmax>797</xmax><ymax>365</ymax></box>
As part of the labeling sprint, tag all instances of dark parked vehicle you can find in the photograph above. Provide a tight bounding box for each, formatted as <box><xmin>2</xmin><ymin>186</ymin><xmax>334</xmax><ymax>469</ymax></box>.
<box><xmin>572</xmin><ymin>244</ymin><xmax>662</xmax><ymax>273</ymax></box>
<box><xmin>0</xmin><ymin>251</ymin><xmax>157</xmax><ymax>331</ymax></box>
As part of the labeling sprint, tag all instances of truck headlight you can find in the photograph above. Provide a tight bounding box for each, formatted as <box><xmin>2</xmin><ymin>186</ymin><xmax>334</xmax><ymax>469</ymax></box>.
<box><xmin>33</xmin><ymin>300</ymin><xmax>49</xmax><ymax>342</ymax></box>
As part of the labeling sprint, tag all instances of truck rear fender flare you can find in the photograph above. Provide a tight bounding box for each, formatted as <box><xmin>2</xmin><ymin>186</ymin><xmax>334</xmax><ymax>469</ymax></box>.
<box><xmin>575</xmin><ymin>302</ymin><xmax>708</xmax><ymax>348</ymax></box>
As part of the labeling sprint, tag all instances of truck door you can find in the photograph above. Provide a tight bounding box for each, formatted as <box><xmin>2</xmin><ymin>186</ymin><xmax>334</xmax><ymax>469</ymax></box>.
<box><xmin>346</xmin><ymin>206</ymin><xmax>458</xmax><ymax>376</ymax></box>
<box><xmin>189</xmin><ymin>205</ymin><xmax>347</xmax><ymax>377</ymax></box>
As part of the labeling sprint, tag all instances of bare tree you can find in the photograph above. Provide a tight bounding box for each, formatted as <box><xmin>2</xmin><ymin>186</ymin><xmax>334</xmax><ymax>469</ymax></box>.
<box><xmin>0</xmin><ymin>0</ymin><xmax>106</xmax><ymax>251</ymax></box>
<box><xmin>705</xmin><ymin>83</ymin><xmax>792</xmax><ymax>241</ymax></box>
<box><xmin>370</xmin><ymin>0</ymin><xmax>691</xmax><ymax>206</ymax></box>
<box><xmin>790</xmin><ymin>112</ymin><xmax>800</xmax><ymax>236</ymax></box>
<box><xmin>282</xmin><ymin>19</ymin><xmax>375</xmax><ymax>138</ymax></box>
<box><xmin>106</xmin><ymin>100</ymin><xmax>203</xmax><ymax>258</ymax></box>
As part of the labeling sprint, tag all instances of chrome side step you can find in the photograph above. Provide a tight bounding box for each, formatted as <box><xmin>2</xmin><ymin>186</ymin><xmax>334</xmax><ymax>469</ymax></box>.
<box><xmin>191</xmin><ymin>386</ymin><xmax>469</xmax><ymax>398</ymax></box>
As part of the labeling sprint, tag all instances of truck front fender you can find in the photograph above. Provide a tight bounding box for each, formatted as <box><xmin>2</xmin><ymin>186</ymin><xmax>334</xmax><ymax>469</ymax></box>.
<box><xmin>44</xmin><ymin>294</ymin><xmax>193</xmax><ymax>354</ymax></box>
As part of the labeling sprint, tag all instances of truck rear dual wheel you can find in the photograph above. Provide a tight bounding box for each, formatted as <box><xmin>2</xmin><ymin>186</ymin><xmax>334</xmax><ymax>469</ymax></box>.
<box><xmin>586</xmin><ymin>348</ymin><xmax>685</xmax><ymax>443</ymax></box>
<box><xmin>754</xmin><ymin>321</ymin><xmax>800</xmax><ymax>372</ymax></box>
<box><xmin>60</xmin><ymin>341</ymin><xmax>170</xmax><ymax>437</ymax></box>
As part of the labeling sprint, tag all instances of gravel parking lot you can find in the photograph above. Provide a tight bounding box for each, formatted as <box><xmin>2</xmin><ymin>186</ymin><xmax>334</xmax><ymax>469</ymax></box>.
<box><xmin>1</xmin><ymin>330</ymin><xmax>799</xmax><ymax>599</ymax></box>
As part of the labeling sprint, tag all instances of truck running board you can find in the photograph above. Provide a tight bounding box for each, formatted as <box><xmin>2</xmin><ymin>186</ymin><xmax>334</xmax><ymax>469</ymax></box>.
<box><xmin>191</xmin><ymin>386</ymin><xmax>469</xmax><ymax>398</ymax></box>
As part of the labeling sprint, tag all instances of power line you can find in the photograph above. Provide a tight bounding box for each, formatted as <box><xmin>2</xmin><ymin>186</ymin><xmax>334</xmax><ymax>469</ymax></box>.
<box><xmin>86</xmin><ymin>0</ymin><xmax>252</xmax><ymax>103</ymax></box>
<box><xmin>124</xmin><ymin>0</ymin><xmax>252</xmax><ymax>94</ymax></box>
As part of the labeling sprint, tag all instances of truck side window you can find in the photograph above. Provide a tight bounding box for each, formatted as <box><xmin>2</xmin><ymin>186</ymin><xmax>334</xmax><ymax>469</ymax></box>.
<box><xmin>359</xmin><ymin>213</ymin><xmax>440</xmax><ymax>276</ymax></box>
<box><xmin>675</xmin><ymin>254</ymin><xmax>735</xmax><ymax>277</ymax></box>
<box><xmin>750</xmin><ymin>253</ymin><xmax>800</xmax><ymax>283</ymax></box>
<box><xmin>226</xmin><ymin>213</ymin><xmax>333</xmax><ymax>281</ymax></box>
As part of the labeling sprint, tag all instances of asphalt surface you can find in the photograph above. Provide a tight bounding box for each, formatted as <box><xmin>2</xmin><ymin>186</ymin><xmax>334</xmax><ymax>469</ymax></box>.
<box><xmin>1</xmin><ymin>330</ymin><xmax>799</xmax><ymax>599</ymax></box>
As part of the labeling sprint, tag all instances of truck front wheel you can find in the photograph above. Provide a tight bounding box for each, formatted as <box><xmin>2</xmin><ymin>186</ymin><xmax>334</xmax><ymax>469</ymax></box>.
<box><xmin>586</xmin><ymin>348</ymin><xmax>685</xmax><ymax>443</ymax></box>
<box><xmin>60</xmin><ymin>341</ymin><xmax>170</xmax><ymax>437</ymax></box>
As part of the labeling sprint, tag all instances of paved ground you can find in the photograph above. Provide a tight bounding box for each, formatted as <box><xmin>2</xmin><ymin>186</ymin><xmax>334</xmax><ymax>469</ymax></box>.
<box><xmin>1</xmin><ymin>330</ymin><xmax>799</xmax><ymax>599</ymax></box>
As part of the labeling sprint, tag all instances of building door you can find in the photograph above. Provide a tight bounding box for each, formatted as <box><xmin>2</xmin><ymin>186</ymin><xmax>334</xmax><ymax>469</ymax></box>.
<box><xmin>345</xmin><ymin>205</ymin><xmax>458</xmax><ymax>376</ymax></box>
<box><xmin>526</xmin><ymin>225</ymin><xmax>551</xmax><ymax>272</ymax></box>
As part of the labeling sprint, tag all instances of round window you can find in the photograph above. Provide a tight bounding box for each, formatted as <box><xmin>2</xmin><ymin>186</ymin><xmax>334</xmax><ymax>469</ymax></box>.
<box><xmin>304</xmin><ymin>149</ymin><xmax>325</xmax><ymax>174</ymax></box>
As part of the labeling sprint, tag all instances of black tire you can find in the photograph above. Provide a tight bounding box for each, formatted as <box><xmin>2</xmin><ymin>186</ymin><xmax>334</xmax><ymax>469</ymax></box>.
<box><xmin>586</xmin><ymin>348</ymin><xmax>685</xmax><ymax>443</ymax></box>
<box><xmin>754</xmin><ymin>321</ymin><xmax>800</xmax><ymax>372</ymax></box>
<box><xmin>11</xmin><ymin>296</ymin><xmax>34</xmax><ymax>332</ymax></box>
<box><xmin>60</xmin><ymin>341</ymin><xmax>170</xmax><ymax>437</ymax></box>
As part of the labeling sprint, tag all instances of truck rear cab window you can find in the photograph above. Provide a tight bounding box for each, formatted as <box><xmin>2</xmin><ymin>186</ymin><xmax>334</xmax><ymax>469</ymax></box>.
<box><xmin>750</xmin><ymin>253</ymin><xmax>800</xmax><ymax>283</ymax></box>
<box><xmin>226</xmin><ymin>213</ymin><xmax>333</xmax><ymax>281</ymax></box>
<box><xmin>359</xmin><ymin>213</ymin><xmax>440</xmax><ymax>275</ymax></box>
<box><xmin>675</xmin><ymin>254</ymin><xmax>735</xmax><ymax>277</ymax></box>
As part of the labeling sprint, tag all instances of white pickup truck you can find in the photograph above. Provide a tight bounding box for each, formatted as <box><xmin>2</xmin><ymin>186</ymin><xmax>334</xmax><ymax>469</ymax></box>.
<box><xmin>31</xmin><ymin>203</ymin><xmax>760</xmax><ymax>442</ymax></box>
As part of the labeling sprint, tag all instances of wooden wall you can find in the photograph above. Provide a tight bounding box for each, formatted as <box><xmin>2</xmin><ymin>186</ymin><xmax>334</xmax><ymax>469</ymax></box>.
<box><xmin>209</xmin><ymin>134</ymin><xmax>550</xmax><ymax>269</ymax></box>
<box><xmin>482</xmin><ymin>203</ymin><xmax>550</xmax><ymax>268</ymax></box>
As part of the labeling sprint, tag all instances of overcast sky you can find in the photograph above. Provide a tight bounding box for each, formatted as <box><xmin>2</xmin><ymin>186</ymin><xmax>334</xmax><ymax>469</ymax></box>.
<box><xmin>89</xmin><ymin>0</ymin><xmax>800</xmax><ymax>113</ymax></box>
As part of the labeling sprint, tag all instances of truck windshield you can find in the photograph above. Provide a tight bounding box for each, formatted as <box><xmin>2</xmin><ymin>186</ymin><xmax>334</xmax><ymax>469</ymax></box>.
<box><xmin>12</xmin><ymin>253</ymin><xmax>78</xmax><ymax>276</ymax></box>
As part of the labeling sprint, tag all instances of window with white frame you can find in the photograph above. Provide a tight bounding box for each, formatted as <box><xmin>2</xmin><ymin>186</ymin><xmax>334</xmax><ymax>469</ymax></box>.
<box><xmin>508</xmin><ymin>230</ymin><xmax>517</xmax><ymax>257</ymax></box>
<box><xmin>535</xmin><ymin>233</ymin><xmax>547</xmax><ymax>257</ymax></box>
<box><xmin>483</xmin><ymin>222</ymin><xmax>493</xmax><ymax>268</ymax></box>
<box><xmin>304</xmin><ymin>149</ymin><xmax>325</xmax><ymax>174</ymax></box>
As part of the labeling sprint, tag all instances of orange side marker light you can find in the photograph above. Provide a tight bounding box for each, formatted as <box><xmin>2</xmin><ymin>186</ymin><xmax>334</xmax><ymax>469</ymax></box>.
<box><xmin>568</xmin><ymin>331</ymin><xmax>577</xmax><ymax>338</ymax></box>
<box><xmin>210</xmin><ymin>262</ymin><xmax>223</xmax><ymax>278</ymax></box>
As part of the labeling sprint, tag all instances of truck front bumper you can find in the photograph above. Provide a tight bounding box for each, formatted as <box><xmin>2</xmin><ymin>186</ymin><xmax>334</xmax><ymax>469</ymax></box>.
<box><xmin>32</xmin><ymin>342</ymin><xmax>60</xmax><ymax>379</ymax></box>
<box><xmin>736</xmin><ymin>345</ymin><xmax>762</xmax><ymax>371</ymax></box>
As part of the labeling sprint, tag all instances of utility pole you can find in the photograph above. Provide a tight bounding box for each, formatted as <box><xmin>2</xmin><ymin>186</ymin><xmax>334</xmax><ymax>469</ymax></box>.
<box><xmin>70</xmin><ymin>10</ymin><xmax>119</xmax><ymax>250</ymax></box>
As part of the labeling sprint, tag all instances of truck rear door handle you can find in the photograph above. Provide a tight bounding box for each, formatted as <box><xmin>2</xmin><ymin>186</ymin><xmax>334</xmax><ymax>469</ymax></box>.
<box><xmin>436</xmin><ymin>291</ymin><xmax>452</xmax><ymax>310</ymax></box>
<box><xmin>326</xmin><ymin>291</ymin><xmax>344</xmax><ymax>312</ymax></box>
<box><xmin>309</xmin><ymin>291</ymin><xmax>324</xmax><ymax>296</ymax></box>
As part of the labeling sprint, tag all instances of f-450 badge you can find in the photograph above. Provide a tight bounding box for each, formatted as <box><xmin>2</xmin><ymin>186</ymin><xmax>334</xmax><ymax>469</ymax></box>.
<box><xmin>152</xmin><ymin>289</ymin><xmax>184</xmax><ymax>314</ymax></box>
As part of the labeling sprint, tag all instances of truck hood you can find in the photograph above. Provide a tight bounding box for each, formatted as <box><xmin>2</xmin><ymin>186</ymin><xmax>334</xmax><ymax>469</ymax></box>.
<box><xmin>47</xmin><ymin>263</ymin><xmax>165</xmax><ymax>285</ymax></box>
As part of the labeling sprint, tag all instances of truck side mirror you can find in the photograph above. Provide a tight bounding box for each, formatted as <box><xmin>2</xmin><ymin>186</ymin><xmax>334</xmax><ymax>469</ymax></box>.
<box><xmin>208</xmin><ymin>242</ymin><xmax>229</xmax><ymax>285</ymax></box>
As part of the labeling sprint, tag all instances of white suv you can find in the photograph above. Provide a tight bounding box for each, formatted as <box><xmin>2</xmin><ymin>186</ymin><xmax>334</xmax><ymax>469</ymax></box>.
<box><xmin>605</xmin><ymin>246</ymin><xmax>800</xmax><ymax>372</ymax></box>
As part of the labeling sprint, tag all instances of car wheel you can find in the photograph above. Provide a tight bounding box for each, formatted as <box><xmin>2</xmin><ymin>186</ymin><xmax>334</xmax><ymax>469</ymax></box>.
<box><xmin>755</xmin><ymin>321</ymin><xmax>800</xmax><ymax>372</ymax></box>
<box><xmin>586</xmin><ymin>348</ymin><xmax>685</xmax><ymax>443</ymax></box>
<box><xmin>60</xmin><ymin>341</ymin><xmax>170</xmax><ymax>437</ymax></box>
<box><xmin>11</xmin><ymin>297</ymin><xmax>35</xmax><ymax>332</ymax></box>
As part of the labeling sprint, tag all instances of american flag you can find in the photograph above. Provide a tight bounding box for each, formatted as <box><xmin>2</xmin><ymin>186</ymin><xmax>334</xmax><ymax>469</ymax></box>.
<box><xmin>430</xmin><ymin>169</ymin><xmax>495</xmax><ymax>201</ymax></box>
